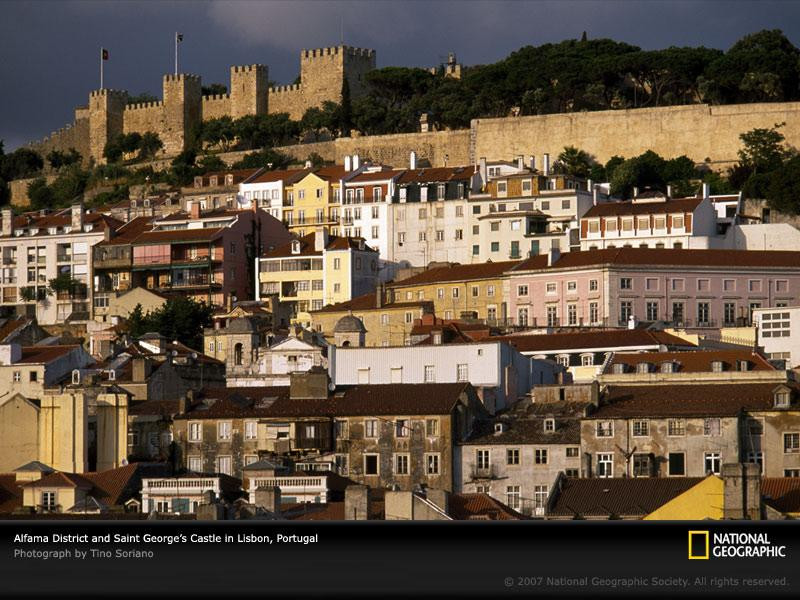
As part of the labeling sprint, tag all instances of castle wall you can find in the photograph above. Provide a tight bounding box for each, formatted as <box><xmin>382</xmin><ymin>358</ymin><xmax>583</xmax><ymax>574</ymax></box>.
<box><xmin>27</xmin><ymin>118</ymin><xmax>91</xmax><ymax>165</ymax></box>
<box><xmin>9</xmin><ymin>175</ymin><xmax>58</xmax><ymax>208</ymax></box>
<box><xmin>267</xmin><ymin>85</ymin><xmax>304</xmax><ymax>120</ymax></box>
<box><xmin>230</xmin><ymin>64</ymin><xmax>268</xmax><ymax>119</ymax></box>
<box><xmin>470</xmin><ymin>102</ymin><xmax>800</xmax><ymax>169</ymax></box>
<box><xmin>202</xmin><ymin>94</ymin><xmax>232</xmax><ymax>120</ymax></box>
<box><xmin>123</xmin><ymin>102</ymin><xmax>164</xmax><ymax>136</ymax></box>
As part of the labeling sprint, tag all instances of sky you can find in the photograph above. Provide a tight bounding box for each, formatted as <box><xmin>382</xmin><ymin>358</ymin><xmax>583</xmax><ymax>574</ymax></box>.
<box><xmin>2</xmin><ymin>0</ymin><xmax>800</xmax><ymax>152</ymax></box>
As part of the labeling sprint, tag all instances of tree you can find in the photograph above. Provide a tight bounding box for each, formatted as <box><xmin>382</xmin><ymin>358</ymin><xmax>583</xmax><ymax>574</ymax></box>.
<box><xmin>196</xmin><ymin>155</ymin><xmax>226</xmax><ymax>174</ymax></box>
<box><xmin>46</xmin><ymin>148</ymin><xmax>81</xmax><ymax>170</ymax></box>
<box><xmin>737</xmin><ymin>123</ymin><xmax>792</xmax><ymax>174</ymax></box>
<box><xmin>200</xmin><ymin>116</ymin><xmax>236</xmax><ymax>152</ymax></box>
<box><xmin>48</xmin><ymin>274</ymin><xmax>84</xmax><ymax>298</ymax></box>
<box><xmin>169</xmin><ymin>149</ymin><xmax>198</xmax><ymax>186</ymax></box>
<box><xmin>138</xmin><ymin>132</ymin><xmax>163</xmax><ymax>160</ymax></box>
<box><xmin>0</xmin><ymin>178</ymin><xmax>8</xmax><ymax>206</ymax></box>
<box><xmin>555</xmin><ymin>146</ymin><xmax>593</xmax><ymax>178</ymax></box>
<box><xmin>609</xmin><ymin>150</ymin><xmax>667</xmax><ymax>198</ymax></box>
<box><xmin>126</xmin><ymin>297</ymin><xmax>214</xmax><ymax>350</ymax></box>
<box><xmin>231</xmin><ymin>148</ymin><xmax>291</xmax><ymax>170</ymax></box>
<box><xmin>766</xmin><ymin>155</ymin><xmax>800</xmax><ymax>214</ymax></box>
<box><xmin>27</xmin><ymin>177</ymin><xmax>54</xmax><ymax>210</ymax></box>
<box><xmin>306</xmin><ymin>152</ymin><xmax>325</xmax><ymax>169</ymax></box>
<box><xmin>127</xmin><ymin>92</ymin><xmax>158</xmax><ymax>105</ymax></box>
<box><xmin>201</xmin><ymin>83</ymin><xmax>228</xmax><ymax>96</ymax></box>
<box><xmin>603</xmin><ymin>156</ymin><xmax>626</xmax><ymax>182</ymax></box>
<box><xmin>0</xmin><ymin>147</ymin><xmax>43</xmax><ymax>181</ymax></box>
<box><xmin>340</xmin><ymin>77</ymin><xmax>353</xmax><ymax>137</ymax></box>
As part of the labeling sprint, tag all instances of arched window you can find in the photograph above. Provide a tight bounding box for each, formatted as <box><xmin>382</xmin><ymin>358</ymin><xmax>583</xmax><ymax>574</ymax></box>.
<box><xmin>234</xmin><ymin>343</ymin><xmax>243</xmax><ymax>366</ymax></box>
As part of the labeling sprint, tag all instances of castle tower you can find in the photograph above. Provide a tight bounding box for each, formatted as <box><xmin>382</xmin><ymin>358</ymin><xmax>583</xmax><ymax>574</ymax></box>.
<box><xmin>88</xmin><ymin>89</ymin><xmax>128</xmax><ymax>163</ymax></box>
<box><xmin>230</xmin><ymin>64</ymin><xmax>268</xmax><ymax>119</ymax></box>
<box><xmin>162</xmin><ymin>74</ymin><xmax>202</xmax><ymax>155</ymax></box>
<box><xmin>299</xmin><ymin>45</ymin><xmax>376</xmax><ymax>109</ymax></box>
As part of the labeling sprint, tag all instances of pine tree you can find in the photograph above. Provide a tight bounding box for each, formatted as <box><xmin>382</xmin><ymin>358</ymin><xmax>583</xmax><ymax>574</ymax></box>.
<box><xmin>340</xmin><ymin>77</ymin><xmax>353</xmax><ymax>137</ymax></box>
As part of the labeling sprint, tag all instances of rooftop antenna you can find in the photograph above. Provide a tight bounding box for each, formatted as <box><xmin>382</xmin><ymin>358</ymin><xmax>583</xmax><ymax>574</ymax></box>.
<box><xmin>340</xmin><ymin>15</ymin><xmax>344</xmax><ymax>45</ymax></box>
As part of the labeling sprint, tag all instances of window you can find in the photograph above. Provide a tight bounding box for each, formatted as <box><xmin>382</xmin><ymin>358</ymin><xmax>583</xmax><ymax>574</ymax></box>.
<box><xmin>419</xmin><ymin>232</ymin><xmax>427</xmax><ymax>242</ymax></box>
<box><xmin>632</xmin><ymin>420</ymin><xmax>649</xmax><ymax>437</ymax></box>
<box><xmin>437</xmin><ymin>288</ymin><xmax>444</xmax><ymax>299</ymax></box>
<box><xmin>535</xmin><ymin>449</ymin><xmax>548</xmax><ymax>464</ymax></box>
<box><xmin>567</xmin><ymin>281</ymin><xmax>577</xmax><ymax>292</ymax></box>
<box><xmin>12</xmin><ymin>371</ymin><xmax>20</xmax><ymax>382</ymax></box>
<box><xmin>518</xmin><ymin>308</ymin><xmax>529</xmax><ymax>327</ymax></box>
<box><xmin>487</xmin><ymin>285</ymin><xmax>495</xmax><ymax>297</ymax></box>
<box><xmin>589</xmin><ymin>279</ymin><xmax>598</xmax><ymax>292</ymax></box>
<box><xmin>567</xmin><ymin>304</ymin><xmax>577</xmax><ymax>326</ymax></box>
<box><xmin>633</xmin><ymin>454</ymin><xmax>652</xmax><ymax>477</ymax></box>
<box><xmin>425</xmin><ymin>419</ymin><xmax>439</xmax><ymax>437</ymax></box>
<box><xmin>507</xmin><ymin>449</ymin><xmax>520</xmax><ymax>465</ymax></box>
<box><xmin>566</xmin><ymin>447</ymin><xmax>579</xmax><ymax>458</ymax></box>
<box><xmin>546</xmin><ymin>305</ymin><xmax>558</xmax><ymax>327</ymax></box>
<box><xmin>672</xmin><ymin>215</ymin><xmax>684</xmax><ymax>229</ymax></box>
<box><xmin>41</xmin><ymin>491</ymin><xmax>57</xmax><ymax>511</ymax></box>
<box><xmin>435</xmin><ymin>230</ymin><xmax>444</xmax><ymax>242</ymax></box>
<box><xmin>490</xmin><ymin>242</ymin><xmax>499</xmax><ymax>252</ymax></box>
<box><xmin>217</xmin><ymin>456</ymin><xmax>232</xmax><ymax>476</ymax></box>
<box><xmin>188</xmin><ymin>456</ymin><xmax>202</xmax><ymax>472</ymax></box>
<box><xmin>749</xmin><ymin>279</ymin><xmax>762</xmax><ymax>293</ymax></box>
<box><xmin>364</xmin><ymin>454</ymin><xmax>379</xmax><ymax>475</ymax></box>
<box><xmin>395</xmin><ymin>454</ymin><xmax>410</xmax><ymax>475</ymax></box>
<box><xmin>517</xmin><ymin>284</ymin><xmax>529</xmax><ymax>296</ymax></box>
<box><xmin>544</xmin><ymin>418</ymin><xmax>555</xmax><ymax>432</ymax></box>
<box><xmin>426</xmin><ymin>453</ymin><xmax>440</xmax><ymax>475</ymax></box>
<box><xmin>596</xmin><ymin>421</ymin><xmax>613</xmax><ymax>437</ymax></box>
<box><xmin>668</xmin><ymin>419</ymin><xmax>685</xmax><ymax>436</ymax></box>
<box><xmin>784</xmin><ymin>469</ymin><xmax>800</xmax><ymax>477</ymax></box>
<box><xmin>335</xmin><ymin>420</ymin><xmax>349</xmax><ymax>439</ymax></box>
<box><xmin>597</xmin><ymin>453</ymin><xmax>613</xmax><ymax>478</ymax></box>
<box><xmin>397</xmin><ymin>232</ymin><xmax>405</xmax><ymax>245</ymax></box>
<box><xmin>189</xmin><ymin>422</ymin><xmax>202</xmax><ymax>442</ymax></box>
<box><xmin>587</xmin><ymin>220</ymin><xmax>599</xmax><ymax>233</ymax></box>
<box><xmin>784</xmin><ymin>432</ymin><xmax>800</xmax><ymax>453</ymax></box>
<box><xmin>620</xmin><ymin>277</ymin><xmax>632</xmax><ymax>290</ymax></box>
<box><xmin>704</xmin><ymin>418</ymin><xmax>720</xmax><ymax>437</ymax></box>
<box><xmin>671</xmin><ymin>279</ymin><xmax>685</xmax><ymax>292</ymax></box>
<box><xmin>504</xmin><ymin>485</ymin><xmax>521</xmax><ymax>510</ymax></box>
<box><xmin>424</xmin><ymin>365</ymin><xmax>435</xmax><ymax>383</ymax></box>
<box><xmin>364</xmin><ymin>420</ymin><xmax>378</xmax><ymax>438</ymax></box>
<box><xmin>619</xmin><ymin>301</ymin><xmax>633</xmax><ymax>324</ymax></box>
<box><xmin>589</xmin><ymin>302</ymin><xmax>599</xmax><ymax>324</ymax></box>
<box><xmin>476</xmin><ymin>449</ymin><xmax>490</xmax><ymax>471</ymax></box>
<box><xmin>452</xmin><ymin>287</ymin><xmax>460</xmax><ymax>298</ymax></box>
<box><xmin>333</xmin><ymin>258</ymin><xmax>341</xmax><ymax>270</ymax></box>
<box><xmin>395</xmin><ymin>419</ymin><xmax>409</xmax><ymax>438</ymax></box>
<box><xmin>455</xmin><ymin>229</ymin><xmax>463</xmax><ymax>240</ymax></box>
<box><xmin>704</xmin><ymin>452</ymin><xmax>721</xmax><ymax>475</ymax></box>
<box><xmin>646</xmin><ymin>301</ymin><xmax>659</xmax><ymax>321</ymax></box>
<box><xmin>672</xmin><ymin>302</ymin><xmax>685</xmax><ymax>323</ymax></box>
<box><xmin>546</xmin><ymin>282</ymin><xmax>557</xmax><ymax>294</ymax></box>
<box><xmin>471</xmin><ymin>285</ymin><xmax>479</xmax><ymax>298</ymax></box>
<box><xmin>697</xmin><ymin>302</ymin><xmax>710</xmax><ymax>326</ymax></box>
<box><xmin>456</xmin><ymin>363</ymin><xmax>469</xmax><ymax>382</ymax></box>
<box><xmin>29</xmin><ymin>371</ymin><xmax>38</xmax><ymax>382</ymax></box>
<box><xmin>668</xmin><ymin>453</ymin><xmax>686</xmax><ymax>476</ymax></box>
<box><xmin>581</xmin><ymin>354</ymin><xmax>594</xmax><ymax>366</ymax></box>
<box><xmin>244</xmin><ymin>421</ymin><xmax>257</xmax><ymax>440</ymax></box>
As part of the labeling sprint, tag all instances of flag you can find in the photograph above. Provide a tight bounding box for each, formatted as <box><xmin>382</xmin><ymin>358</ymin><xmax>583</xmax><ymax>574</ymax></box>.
<box><xmin>176</xmin><ymin>33</ymin><xmax>183</xmax><ymax>43</ymax></box>
<box><xmin>102</xmin><ymin>48</ymin><xmax>109</xmax><ymax>60</ymax></box>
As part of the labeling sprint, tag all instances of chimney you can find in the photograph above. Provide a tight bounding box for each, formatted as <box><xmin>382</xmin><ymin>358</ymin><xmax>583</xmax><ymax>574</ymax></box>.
<box><xmin>226</xmin><ymin>293</ymin><xmax>234</xmax><ymax>312</ymax></box>
<box><xmin>344</xmin><ymin>155</ymin><xmax>352</xmax><ymax>172</ymax></box>
<box><xmin>190</xmin><ymin>201</ymin><xmax>201</xmax><ymax>220</ymax></box>
<box><xmin>702</xmin><ymin>182</ymin><xmax>710</xmax><ymax>199</ymax></box>
<box><xmin>345</xmin><ymin>485</ymin><xmax>369</xmax><ymax>520</ymax></box>
<box><xmin>529</xmin><ymin>155</ymin><xmax>536</xmax><ymax>171</ymax></box>
<box><xmin>131</xmin><ymin>357</ymin><xmax>151</xmax><ymax>382</ymax></box>
<box><xmin>314</xmin><ymin>228</ymin><xmax>329</xmax><ymax>252</ymax></box>
<box><xmin>542</xmin><ymin>153</ymin><xmax>551</xmax><ymax>176</ymax></box>
<box><xmin>352</xmin><ymin>154</ymin><xmax>360</xmax><ymax>170</ymax></box>
<box><xmin>1</xmin><ymin>208</ymin><xmax>12</xmax><ymax>237</ymax></box>
<box><xmin>0</xmin><ymin>343</ymin><xmax>22</xmax><ymax>365</ymax></box>
<box><xmin>722</xmin><ymin>463</ymin><xmax>761</xmax><ymax>519</ymax></box>
<box><xmin>375</xmin><ymin>282</ymin><xmax>384</xmax><ymax>308</ymax></box>
<box><xmin>479</xmin><ymin>157</ymin><xmax>487</xmax><ymax>185</ymax></box>
<box><xmin>178</xmin><ymin>391</ymin><xmax>192</xmax><ymax>415</ymax></box>
<box><xmin>516</xmin><ymin>156</ymin><xmax>524</xmax><ymax>170</ymax></box>
<box><xmin>633</xmin><ymin>186</ymin><xmax>639</xmax><ymax>199</ymax></box>
<box><xmin>666</xmin><ymin>184</ymin><xmax>672</xmax><ymax>199</ymax></box>
<box><xmin>71</xmin><ymin>203</ymin><xmax>84</xmax><ymax>231</ymax></box>
<box><xmin>254</xmin><ymin>486</ymin><xmax>282</xmax><ymax>515</ymax></box>
<box><xmin>409</xmin><ymin>151</ymin><xmax>417</xmax><ymax>170</ymax></box>
<box><xmin>592</xmin><ymin>184</ymin><xmax>599</xmax><ymax>206</ymax></box>
<box><xmin>547</xmin><ymin>247</ymin><xmax>560</xmax><ymax>267</ymax></box>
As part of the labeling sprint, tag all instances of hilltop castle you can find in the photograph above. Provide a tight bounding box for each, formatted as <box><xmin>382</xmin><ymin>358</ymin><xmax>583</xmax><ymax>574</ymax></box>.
<box><xmin>29</xmin><ymin>45</ymin><xmax>376</xmax><ymax>163</ymax></box>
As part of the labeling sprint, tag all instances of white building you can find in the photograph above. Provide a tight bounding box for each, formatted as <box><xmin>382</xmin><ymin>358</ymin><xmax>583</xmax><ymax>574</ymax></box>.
<box><xmin>237</xmin><ymin>168</ymin><xmax>307</xmax><ymax>221</ymax></box>
<box><xmin>754</xmin><ymin>306</ymin><xmax>800</xmax><ymax>367</ymax></box>
<box><xmin>329</xmin><ymin>341</ymin><xmax>559</xmax><ymax>413</ymax></box>
<box><xmin>228</xmin><ymin>333</ymin><xmax>328</xmax><ymax>388</ymax></box>
<box><xmin>140</xmin><ymin>475</ymin><xmax>237</xmax><ymax>514</ymax></box>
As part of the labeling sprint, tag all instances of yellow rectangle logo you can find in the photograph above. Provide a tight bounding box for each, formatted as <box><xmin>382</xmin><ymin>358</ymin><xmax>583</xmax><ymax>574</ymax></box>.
<box><xmin>688</xmin><ymin>530</ymin><xmax>709</xmax><ymax>560</ymax></box>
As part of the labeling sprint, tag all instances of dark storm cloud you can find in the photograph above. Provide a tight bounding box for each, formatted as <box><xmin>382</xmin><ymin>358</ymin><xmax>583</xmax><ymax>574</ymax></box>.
<box><xmin>2</xmin><ymin>0</ymin><xmax>800</xmax><ymax>151</ymax></box>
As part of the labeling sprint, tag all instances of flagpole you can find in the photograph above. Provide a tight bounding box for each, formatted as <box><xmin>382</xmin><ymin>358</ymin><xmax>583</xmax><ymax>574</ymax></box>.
<box><xmin>100</xmin><ymin>47</ymin><xmax>104</xmax><ymax>89</ymax></box>
<box><xmin>174</xmin><ymin>32</ymin><xmax>178</xmax><ymax>75</ymax></box>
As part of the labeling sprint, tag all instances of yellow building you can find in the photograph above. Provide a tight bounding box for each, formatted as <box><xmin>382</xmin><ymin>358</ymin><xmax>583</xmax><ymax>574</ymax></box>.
<box><xmin>644</xmin><ymin>475</ymin><xmax>724</xmax><ymax>520</ymax></box>
<box><xmin>284</xmin><ymin>166</ymin><xmax>350</xmax><ymax>238</ymax></box>
<box><xmin>388</xmin><ymin>261</ymin><xmax>519</xmax><ymax>324</ymax></box>
<box><xmin>257</xmin><ymin>229</ymin><xmax>379</xmax><ymax>327</ymax></box>
<box><xmin>310</xmin><ymin>285</ymin><xmax>434</xmax><ymax>346</ymax></box>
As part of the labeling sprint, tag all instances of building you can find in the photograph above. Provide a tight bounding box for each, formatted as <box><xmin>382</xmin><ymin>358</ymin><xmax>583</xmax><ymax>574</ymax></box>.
<box><xmin>388</xmin><ymin>260</ymin><xmax>518</xmax><ymax>324</ymax></box>
<box><xmin>579</xmin><ymin>193</ymin><xmax>717</xmax><ymax>250</ymax></box>
<box><xmin>310</xmin><ymin>287</ymin><xmax>433</xmax><ymax>347</ymax></box>
<box><xmin>507</xmin><ymin>247</ymin><xmax>800</xmax><ymax>330</ymax></box>
<box><xmin>493</xmin><ymin>329</ymin><xmax>695</xmax><ymax>382</ymax></box>
<box><xmin>238</xmin><ymin>168</ymin><xmax>307</xmax><ymax>222</ymax></box>
<box><xmin>140</xmin><ymin>473</ymin><xmax>242</xmax><ymax>514</ymax></box>
<box><xmin>256</xmin><ymin>230</ymin><xmax>380</xmax><ymax>327</ymax></box>
<box><xmin>330</xmin><ymin>340</ymin><xmax>557</xmax><ymax>413</ymax></box>
<box><xmin>0</xmin><ymin>205</ymin><xmax>123</xmax><ymax>325</ymax></box>
<box><xmin>754</xmin><ymin>306</ymin><xmax>800</xmax><ymax>367</ymax></box>
<box><xmin>94</xmin><ymin>205</ymin><xmax>290</xmax><ymax>312</ymax></box>
<box><xmin>457</xmin><ymin>400</ymin><xmax>587</xmax><ymax>516</ymax></box>
<box><xmin>0</xmin><ymin>343</ymin><xmax>94</xmax><ymax>399</ymax></box>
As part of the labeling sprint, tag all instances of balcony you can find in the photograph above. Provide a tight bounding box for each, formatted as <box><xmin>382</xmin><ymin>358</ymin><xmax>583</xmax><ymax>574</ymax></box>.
<box><xmin>143</xmin><ymin>478</ymin><xmax>221</xmax><ymax>496</ymax></box>
<box><xmin>247</xmin><ymin>476</ymin><xmax>328</xmax><ymax>502</ymax></box>
<box><xmin>469</xmin><ymin>464</ymin><xmax>499</xmax><ymax>480</ymax></box>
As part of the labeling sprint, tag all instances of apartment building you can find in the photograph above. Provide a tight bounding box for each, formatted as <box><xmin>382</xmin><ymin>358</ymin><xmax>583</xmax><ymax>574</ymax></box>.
<box><xmin>182</xmin><ymin>168</ymin><xmax>262</xmax><ymax>213</ymax></box>
<box><xmin>284</xmin><ymin>165</ymin><xmax>354</xmax><ymax>238</ymax></box>
<box><xmin>388</xmin><ymin>261</ymin><xmax>518</xmax><ymax>324</ymax></box>
<box><xmin>507</xmin><ymin>247</ymin><xmax>800</xmax><ymax>329</ymax></box>
<box><xmin>256</xmin><ymin>229</ymin><xmax>379</xmax><ymax>327</ymax></box>
<box><xmin>238</xmin><ymin>168</ymin><xmax>307</xmax><ymax>222</ymax></box>
<box><xmin>93</xmin><ymin>205</ymin><xmax>290</xmax><ymax>313</ymax></box>
<box><xmin>753</xmin><ymin>306</ymin><xmax>800</xmax><ymax>367</ymax></box>
<box><xmin>0</xmin><ymin>205</ymin><xmax>123</xmax><ymax>325</ymax></box>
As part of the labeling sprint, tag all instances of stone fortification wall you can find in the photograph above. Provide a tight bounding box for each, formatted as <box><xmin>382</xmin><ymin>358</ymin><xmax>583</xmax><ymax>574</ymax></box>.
<box><xmin>123</xmin><ymin>102</ymin><xmax>164</xmax><ymax>135</ymax></box>
<box><xmin>202</xmin><ymin>94</ymin><xmax>232</xmax><ymax>120</ymax></box>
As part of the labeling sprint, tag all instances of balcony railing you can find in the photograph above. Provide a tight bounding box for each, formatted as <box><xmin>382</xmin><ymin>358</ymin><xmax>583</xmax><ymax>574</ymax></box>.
<box><xmin>469</xmin><ymin>464</ymin><xmax>499</xmax><ymax>480</ymax></box>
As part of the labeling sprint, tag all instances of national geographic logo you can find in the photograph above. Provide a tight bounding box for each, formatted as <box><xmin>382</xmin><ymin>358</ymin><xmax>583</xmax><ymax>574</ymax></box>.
<box><xmin>689</xmin><ymin>530</ymin><xmax>787</xmax><ymax>559</ymax></box>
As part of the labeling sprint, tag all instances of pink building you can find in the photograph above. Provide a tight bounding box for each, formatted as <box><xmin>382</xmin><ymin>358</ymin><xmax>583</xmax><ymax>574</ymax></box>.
<box><xmin>507</xmin><ymin>248</ymin><xmax>800</xmax><ymax>329</ymax></box>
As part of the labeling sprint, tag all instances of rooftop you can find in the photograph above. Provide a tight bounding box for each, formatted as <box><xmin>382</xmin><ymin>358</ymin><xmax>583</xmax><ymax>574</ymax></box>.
<box><xmin>390</xmin><ymin>260</ymin><xmax>520</xmax><ymax>287</ymax></box>
<box><xmin>605</xmin><ymin>350</ymin><xmax>774</xmax><ymax>374</ymax></box>
<box><xmin>493</xmin><ymin>329</ymin><xmax>692</xmax><ymax>354</ymax></box>
<box><xmin>260</xmin><ymin>233</ymin><xmax>374</xmax><ymax>260</ymax></box>
<box><xmin>582</xmin><ymin>196</ymin><xmax>704</xmax><ymax>218</ymax></box>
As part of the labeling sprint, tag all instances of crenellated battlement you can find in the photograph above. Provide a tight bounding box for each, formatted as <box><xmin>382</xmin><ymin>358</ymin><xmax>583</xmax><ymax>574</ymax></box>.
<box><xmin>163</xmin><ymin>73</ymin><xmax>200</xmax><ymax>83</ymax></box>
<box><xmin>203</xmin><ymin>94</ymin><xmax>231</xmax><ymax>102</ymax></box>
<box><xmin>232</xmin><ymin>64</ymin><xmax>266</xmax><ymax>73</ymax></box>
<box><xmin>90</xmin><ymin>89</ymin><xmax>128</xmax><ymax>98</ymax></box>
<box><xmin>301</xmin><ymin>45</ymin><xmax>375</xmax><ymax>59</ymax></box>
<box><xmin>125</xmin><ymin>101</ymin><xmax>164</xmax><ymax>111</ymax></box>
<box><xmin>268</xmin><ymin>84</ymin><xmax>302</xmax><ymax>94</ymax></box>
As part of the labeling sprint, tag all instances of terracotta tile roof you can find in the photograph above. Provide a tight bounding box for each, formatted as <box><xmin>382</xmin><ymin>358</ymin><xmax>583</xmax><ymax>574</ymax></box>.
<box><xmin>22</xmin><ymin>471</ymin><xmax>94</xmax><ymax>490</ymax></box>
<box><xmin>548</xmin><ymin>477</ymin><xmax>706</xmax><ymax>517</ymax></box>
<box><xmin>390</xmin><ymin>261</ymin><xmax>520</xmax><ymax>287</ymax></box>
<box><xmin>448</xmin><ymin>493</ymin><xmax>528</xmax><ymax>520</ymax></box>
<box><xmin>97</xmin><ymin>216</ymin><xmax>155</xmax><ymax>246</ymax></box>
<box><xmin>591</xmin><ymin>383</ymin><xmax>794</xmax><ymax>418</ymax></box>
<box><xmin>463</xmin><ymin>416</ymin><xmax>581</xmax><ymax>445</ymax></box>
<box><xmin>0</xmin><ymin>211</ymin><xmax>123</xmax><ymax>239</ymax></box>
<box><xmin>175</xmin><ymin>382</ymin><xmax>471</xmax><ymax>420</ymax></box>
<box><xmin>245</xmin><ymin>168</ymin><xmax>307</xmax><ymax>185</ymax></box>
<box><xmin>513</xmin><ymin>248</ymin><xmax>800</xmax><ymax>272</ymax></box>
<box><xmin>494</xmin><ymin>329</ymin><xmax>693</xmax><ymax>354</ymax></box>
<box><xmin>762</xmin><ymin>478</ymin><xmax>800</xmax><ymax>514</ymax></box>
<box><xmin>0</xmin><ymin>475</ymin><xmax>23</xmax><ymax>513</ymax></box>
<box><xmin>128</xmin><ymin>399</ymin><xmax>180</xmax><ymax>417</ymax></box>
<box><xmin>311</xmin><ymin>290</ymin><xmax>432</xmax><ymax>314</ymax></box>
<box><xmin>397</xmin><ymin>166</ymin><xmax>476</xmax><ymax>184</ymax></box>
<box><xmin>583</xmin><ymin>197</ymin><xmax>703</xmax><ymax>218</ymax></box>
<box><xmin>132</xmin><ymin>227</ymin><xmax>225</xmax><ymax>244</ymax></box>
<box><xmin>281</xmin><ymin>499</ymin><xmax>386</xmax><ymax>520</ymax></box>
<box><xmin>606</xmin><ymin>350</ymin><xmax>774</xmax><ymax>374</ymax></box>
<box><xmin>260</xmin><ymin>233</ymin><xmax>375</xmax><ymax>259</ymax></box>
<box><xmin>16</xmin><ymin>344</ymin><xmax>80</xmax><ymax>365</ymax></box>
<box><xmin>83</xmin><ymin>463</ymin><xmax>170</xmax><ymax>505</ymax></box>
